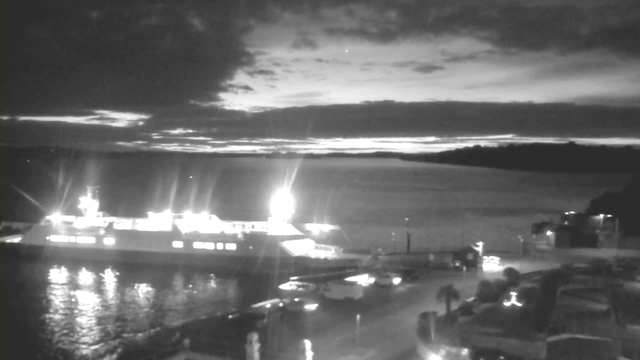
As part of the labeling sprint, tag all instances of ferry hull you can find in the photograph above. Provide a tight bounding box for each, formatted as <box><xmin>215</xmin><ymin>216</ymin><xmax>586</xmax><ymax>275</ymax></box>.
<box><xmin>0</xmin><ymin>243</ymin><xmax>362</xmax><ymax>275</ymax></box>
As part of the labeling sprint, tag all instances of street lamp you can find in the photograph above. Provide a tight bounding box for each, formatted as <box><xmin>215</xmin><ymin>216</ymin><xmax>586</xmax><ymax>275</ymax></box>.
<box><xmin>269</xmin><ymin>189</ymin><xmax>295</xmax><ymax>222</ymax></box>
<box><xmin>472</xmin><ymin>241</ymin><xmax>484</xmax><ymax>271</ymax></box>
<box><xmin>405</xmin><ymin>217</ymin><xmax>411</xmax><ymax>254</ymax></box>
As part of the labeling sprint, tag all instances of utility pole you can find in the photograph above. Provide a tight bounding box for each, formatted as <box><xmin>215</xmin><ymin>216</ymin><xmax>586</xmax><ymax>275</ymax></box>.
<box><xmin>405</xmin><ymin>218</ymin><xmax>411</xmax><ymax>253</ymax></box>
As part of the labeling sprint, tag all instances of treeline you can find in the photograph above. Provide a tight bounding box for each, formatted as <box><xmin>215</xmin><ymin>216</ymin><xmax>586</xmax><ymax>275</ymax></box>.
<box><xmin>401</xmin><ymin>142</ymin><xmax>640</xmax><ymax>174</ymax></box>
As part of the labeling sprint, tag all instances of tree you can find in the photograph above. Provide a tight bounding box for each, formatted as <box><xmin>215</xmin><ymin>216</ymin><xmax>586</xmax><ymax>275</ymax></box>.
<box><xmin>517</xmin><ymin>286</ymin><xmax>539</xmax><ymax>306</ymax></box>
<box><xmin>475</xmin><ymin>279</ymin><xmax>500</xmax><ymax>304</ymax></box>
<box><xmin>436</xmin><ymin>284</ymin><xmax>461</xmax><ymax>316</ymax></box>
<box><xmin>502</xmin><ymin>267</ymin><xmax>521</xmax><ymax>287</ymax></box>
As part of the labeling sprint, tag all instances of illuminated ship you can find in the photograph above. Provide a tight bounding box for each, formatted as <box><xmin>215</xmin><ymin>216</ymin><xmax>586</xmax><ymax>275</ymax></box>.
<box><xmin>2</xmin><ymin>187</ymin><xmax>363</xmax><ymax>273</ymax></box>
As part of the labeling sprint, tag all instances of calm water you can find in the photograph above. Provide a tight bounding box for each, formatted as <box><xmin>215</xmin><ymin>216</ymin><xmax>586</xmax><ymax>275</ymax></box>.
<box><xmin>0</xmin><ymin>258</ymin><xmax>273</xmax><ymax>360</ymax></box>
<box><xmin>1</xmin><ymin>158</ymin><xmax>632</xmax><ymax>359</ymax></box>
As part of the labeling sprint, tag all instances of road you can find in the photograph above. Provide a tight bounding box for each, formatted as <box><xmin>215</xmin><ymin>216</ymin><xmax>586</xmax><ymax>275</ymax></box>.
<box><xmin>300</xmin><ymin>270</ymin><xmax>483</xmax><ymax>360</ymax></box>
<box><xmin>293</xmin><ymin>255</ymin><xmax>563</xmax><ymax>360</ymax></box>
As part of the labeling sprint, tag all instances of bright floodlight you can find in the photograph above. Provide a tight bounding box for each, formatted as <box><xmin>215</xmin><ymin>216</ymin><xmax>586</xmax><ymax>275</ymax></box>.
<box><xmin>49</xmin><ymin>212</ymin><xmax>63</xmax><ymax>225</ymax></box>
<box><xmin>270</xmin><ymin>189</ymin><xmax>295</xmax><ymax>221</ymax></box>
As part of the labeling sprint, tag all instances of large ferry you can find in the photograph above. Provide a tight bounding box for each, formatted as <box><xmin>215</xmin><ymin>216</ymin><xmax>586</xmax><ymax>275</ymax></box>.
<box><xmin>1</xmin><ymin>187</ymin><xmax>364</xmax><ymax>274</ymax></box>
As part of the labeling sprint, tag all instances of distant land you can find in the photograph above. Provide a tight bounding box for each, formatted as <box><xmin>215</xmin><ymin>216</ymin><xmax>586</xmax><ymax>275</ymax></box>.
<box><xmin>401</xmin><ymin>142</ymin><xmax>640</xmax><ymax>174</ymax></box>
<box><xmin>2</xmin><ymin>142</ymin><xmax>640</xmax><ymax>174</ymax></box>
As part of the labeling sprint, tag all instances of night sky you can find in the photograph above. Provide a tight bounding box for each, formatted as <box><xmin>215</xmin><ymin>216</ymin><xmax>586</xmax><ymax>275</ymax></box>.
<box><xmin>2</xmin><ymin>0</ymin><xmax>640</xmax><ymax>153</ymax></box>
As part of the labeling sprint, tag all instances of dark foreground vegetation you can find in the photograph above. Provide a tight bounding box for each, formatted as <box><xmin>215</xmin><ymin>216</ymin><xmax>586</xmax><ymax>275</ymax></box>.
<box><xmin>587</xmin><ymin>176</ymin><xmax>640</xmax><ymax>235</ymax></box>
<box><xmin>401</xmin><ymin>142</ymin><xmax>640</xmax><ymax>174</ymax></box>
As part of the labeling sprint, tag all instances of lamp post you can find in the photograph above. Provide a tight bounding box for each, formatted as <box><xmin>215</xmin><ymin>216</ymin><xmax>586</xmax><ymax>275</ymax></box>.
<box><xmin>599</xmin><ymin>214</ymin><xmax>605</xmax><ymax>231</ymax></box>
<box><xmin>472</xmin><ymin>241</ymin><xmax>484</xmax><ymax>272</ymax></box>
<box><xmin>355</xmin><ymin>313</ymin><xmax>361</xmax><ymax>347</ymax></box>
<box><xmin>405</xmin><ymin>217</ymin><xmax>411</xmax><ymax>254</ymax></box>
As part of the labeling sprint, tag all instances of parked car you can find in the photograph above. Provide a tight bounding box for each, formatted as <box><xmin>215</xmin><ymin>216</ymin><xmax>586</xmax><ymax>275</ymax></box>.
<box><xmin>397</xmin><ymin>268</ymin><xmax>419</xmax><ymax>282</ymax></box>
<box><xmin>320</xmin><ymin>280</ymin><xmax>363</xmax><ymax>300</ymax></box>
<box><xmin>374</xmin><ymin>272</ymin><xmax>403</xmax><ymax>287</ymax></box>
<box><xmin>282</xmin><ymin>297</ymin><xmax>319</xmax><ymax>312</ymax></box>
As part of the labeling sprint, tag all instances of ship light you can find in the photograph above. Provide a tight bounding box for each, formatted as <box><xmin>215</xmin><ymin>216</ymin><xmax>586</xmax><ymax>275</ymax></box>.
<box><xmin>49</xmin><ymin>212</ymin><xmax>63</xmax><ymax>225</ymax></box>
<box><xmin>49</xmin><ymin>234</ymin><xmax>70</xmax><ymax>242</ymax></box>
<box><xmin>305</xmin><ymin>223</ymin><xmax>336</xmax><ymax>235</ymax></box>
<box><xmin>392</xmin><ymin>277</ymin><xmax>402</xmax><ymax>285</ymax></box>
<box><xmin>172</xmin><ymin>241</ymin><xmax>184</xmax><ymax>248</ymax></box>
<box><xmin>270</xmin><ymin>189</ymin><xmax>295</xmax><ymax>222</ymax></box>
<box><xmin>76</xmin><ymin>236</ymin><xmax>96</xmax><ymax>244</ymax></box>
<box><xmin>4</xmin><ymin>235</ymin><xmax>22</xmax><ymax>243</ymax></box>
<box><xmin>281</xmin><ymin>239</ymin><xmax>315</xmax><ymax>257</ymax></box>
<box><xmin>103</xmin><ymin>237</ymin><xmax>115</xmax><ymax>245</ymax></box>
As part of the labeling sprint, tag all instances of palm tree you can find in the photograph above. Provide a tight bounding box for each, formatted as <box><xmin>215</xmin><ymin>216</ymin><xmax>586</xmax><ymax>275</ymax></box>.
<box><xmin>436</xmin><ymin>284</ymin><xmax>461</xmax><ymax>316</ymax></box>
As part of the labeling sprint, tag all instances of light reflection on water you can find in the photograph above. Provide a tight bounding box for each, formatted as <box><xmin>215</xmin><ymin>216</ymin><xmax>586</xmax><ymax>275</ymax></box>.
<box><xmin>41</xmin><ymin>264</ymin><xmax>241</xmax><ymax>360</ymax></box>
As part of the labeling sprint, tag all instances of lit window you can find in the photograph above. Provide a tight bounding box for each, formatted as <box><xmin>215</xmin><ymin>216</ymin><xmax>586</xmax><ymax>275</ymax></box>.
<box><xmin>204</xmin><ymin>242</ymin><xmax>216</xmax><ymax>250</ymax></box>
<box><xmin>193</xmin><ymin>241</ymin><xmax>204</xmax><ymax>249</ymax></box>
<box><xmin>76</xmin><ymin>236</ymin><xmax>96</xmax><ymax>244</ymax></box>
<box><xmin>103</xmin><ymin>237</ymin><xmax>116</xmax><ymax>245</ymax></box>
<box><xmin>216</xmin><ymin>242</ymin><xmax>224</xmax><ymax>250</ymax></box>
<box><xmin>225</xmin><ymin>243</ymin><xmax>237</xmax><ymax>251</ymax></box>
<box><xmin>172</xmin><ymin>241</ymin><xmax>184</xmax><ymax>248</ymax></box>
<box><xmin>49</xmin><ymin>235</ymin><xmax>69</xmax><ymax>242</ymax></box>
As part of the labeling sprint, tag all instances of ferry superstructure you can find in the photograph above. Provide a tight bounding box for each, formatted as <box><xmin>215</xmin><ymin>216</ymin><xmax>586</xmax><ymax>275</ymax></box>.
<box><xmin>2</xmin><ymin>188</ymin><xmax>363</xmax><ymax>273</ymax></box>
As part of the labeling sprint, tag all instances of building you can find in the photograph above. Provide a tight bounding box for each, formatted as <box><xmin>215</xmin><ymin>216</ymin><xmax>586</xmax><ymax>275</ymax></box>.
<box><xmin>531</xmin><ymin>212</ymin><xmax>617</xmax><ymax>250</ymax></box>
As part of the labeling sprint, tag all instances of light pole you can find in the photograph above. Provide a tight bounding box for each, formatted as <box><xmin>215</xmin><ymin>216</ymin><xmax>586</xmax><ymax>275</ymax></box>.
<box><xmin>405</xmin><ymin>217</ymin><xmax>411</xmax><ymax>254</ymax></box>
<box><xmin>599</xmin><ymin>214</ymin><xmax>605</xmax><ymax>232</ymax></box>
<box><xmin>355</xmin><ymin>313</ymin><xmax>361</xmax><ymax>347</ymax></box>
<box><xmin>472</xmin><ymin>241</ymin><xmax>484</xmax><ymax>272</ymax></box>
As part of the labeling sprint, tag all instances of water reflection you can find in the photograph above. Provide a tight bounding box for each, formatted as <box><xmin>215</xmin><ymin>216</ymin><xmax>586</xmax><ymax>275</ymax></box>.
<box><xmin>49</xmin><ymin>266</ymin><xmax>69</xmax><ymax>285</ymax></box>
<box><xmin>42</xmin><ymin>264</ymin><xmax>243</xmax><ymax>360</ymax></box>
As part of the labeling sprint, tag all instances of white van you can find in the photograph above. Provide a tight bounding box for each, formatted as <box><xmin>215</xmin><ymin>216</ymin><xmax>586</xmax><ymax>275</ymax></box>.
<box><xmin>320</xmin><ymin>280</ymin><xmax>364</xmax><ymax>300</ymax></box>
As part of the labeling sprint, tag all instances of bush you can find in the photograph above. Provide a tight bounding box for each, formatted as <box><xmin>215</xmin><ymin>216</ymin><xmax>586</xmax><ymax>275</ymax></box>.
<box><xmin>475</xmin><ymin>279</ymin><xmax>501</xmax><ymax>303</ymax></box>
<box><xmin>503</xmin><ymin>267</ymin><xmax>521</xmax><ymax>287</ymax></box>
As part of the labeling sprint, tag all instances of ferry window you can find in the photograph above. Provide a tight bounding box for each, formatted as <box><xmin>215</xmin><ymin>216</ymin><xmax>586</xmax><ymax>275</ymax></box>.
<box><xmin>225</xmin><ymin>243</ymin><xmax>237</xmax><ymax>251</ymax></box>
<box><xmin>216</xmin><ymin>243</ymin><xmax>224</xmax><ymax>250</ymax></box>
<box><xmin>204</xmin><ymin>242</ymin><xmax>216</xmax><ymax>250</ymax></box>
<box><xmin>172</xmin><ymin>241</ymin><xmax>184</xmax><ymax>249</ymax></box>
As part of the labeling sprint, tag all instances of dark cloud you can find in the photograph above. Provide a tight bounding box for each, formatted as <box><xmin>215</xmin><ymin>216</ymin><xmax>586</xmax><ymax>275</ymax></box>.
<box><xmin>322</xmin><ymin>1</ymin><xmax>640</xmax><ymax>58</ymax></box>
<box><xmin>324</xmin><ymin>25</ymin><xmax>399</xmax><ymax>44</ymax></box>
<box><xmin>246</xmin><ymin>69</ymin><xmax>277</xmax><ymax>77</ymax></box>
<box><xmin>314</xmin><ymin>58</ymin><xmax>351</xmax><ymax>65</ymax></box>
<box><xmin>442</xmin><ymin>49</ymin><xmax>511</xmax><ymax>63</ymax></box>
<box><xmin>414</xmin><ymin>64</ymin><xmax>445</xmax><ymax>74</ymax></box>
<box><xmin>5</xmin><ymin>102</ymin><xmax>640</xmax><ymax>150</ymax></box>
<box><xmin>1</xmin><ymin>0</ymin><xmax>254</xmax><ymax>114</ymax></box>
<box><xmin>372</xmin><ymin>60</ymin><xmax>445</xmax><ymax>73</ymax></box>
<box><xmin>225</xmin><ymin>83</ymin><xmax>255</xmax><ymax>93</ymax></box>
<box><xmin>291</xmin><ymin>32</ymin><xmax>319</xmax><ymax>50</ymax></box>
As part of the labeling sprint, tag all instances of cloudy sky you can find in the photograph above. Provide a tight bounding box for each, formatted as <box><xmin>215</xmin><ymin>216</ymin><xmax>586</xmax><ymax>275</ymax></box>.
<box><xmin>2</xmin><ymin>0</ymin><xmax>640</xmax><ymax>153</ymax></box>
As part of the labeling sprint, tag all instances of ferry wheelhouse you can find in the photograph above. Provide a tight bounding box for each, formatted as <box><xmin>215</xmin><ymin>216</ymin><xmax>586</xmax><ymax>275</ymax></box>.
<box><xmin>3</xmin><ymin>188</ymin><xmax>362</xmax><ymax>273</ymax></box>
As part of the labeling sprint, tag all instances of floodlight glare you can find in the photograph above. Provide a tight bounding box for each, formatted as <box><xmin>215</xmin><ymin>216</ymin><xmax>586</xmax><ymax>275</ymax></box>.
<box><xmin>270</xmin><ymin>189</ymin><xmax>295</xmax><ymax>221</ymax></box>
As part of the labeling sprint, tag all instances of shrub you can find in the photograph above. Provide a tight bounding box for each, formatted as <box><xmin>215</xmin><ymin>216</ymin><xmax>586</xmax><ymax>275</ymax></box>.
<box><xmin>503</xmin><ymin>267</ymin><xmax>521</xmax><ymax>287</ymax></box>
<box><xmin>475</xmin><ymin>279</ymin><xmax>500</xmax><ymax>303</ymax></box>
